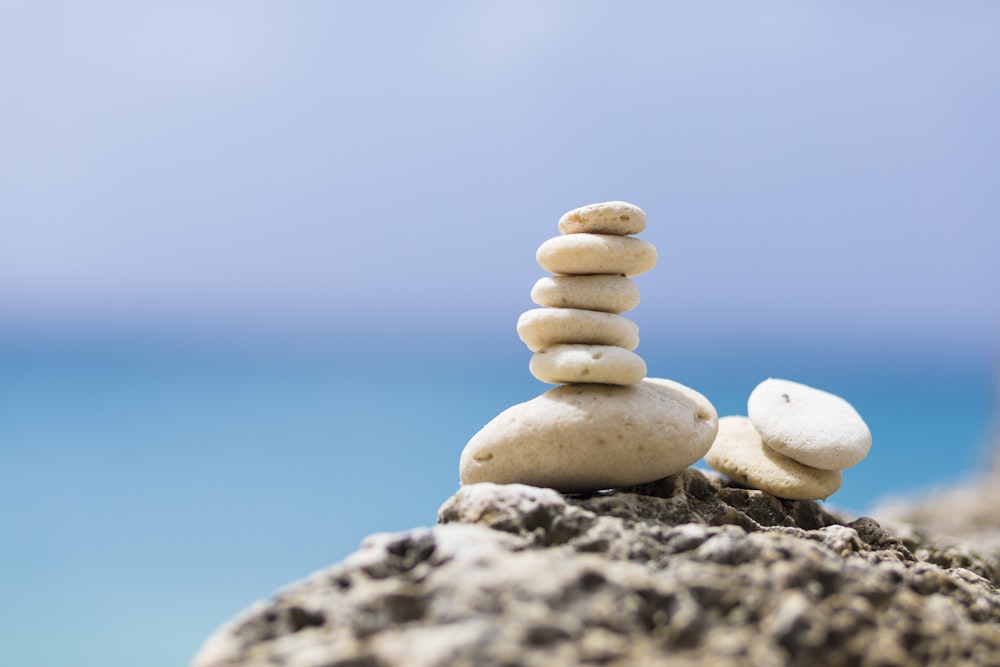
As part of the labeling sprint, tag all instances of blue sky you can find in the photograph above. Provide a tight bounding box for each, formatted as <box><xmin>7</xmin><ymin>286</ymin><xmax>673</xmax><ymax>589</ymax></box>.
<box><xmin>2</xmin><ymin>4</ymin><xmax>999</xmax><ymax>667</ymax></box>
<box><xmin>2</xmin><ymin>2</ymin><xmax>998</xmax><ymax>349</ymax></box>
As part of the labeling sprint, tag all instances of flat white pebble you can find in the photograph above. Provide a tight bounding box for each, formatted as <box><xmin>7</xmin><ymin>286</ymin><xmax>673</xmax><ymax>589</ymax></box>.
<box><xmin>705</xmin><ymin>416</ymin><xmax>843</xmax><ymax>500</ymax></box>
<box><xmin>460</xmin><ymin>378</ymin><xmax>719</xmax><ymax>492</ymax></box>
<box><xmin>530</xmin><ymin>275</ymin><xmax>640</xmax><ymax>313</ymax></box>
<box><xmin>558</xmin><ymin>201</ymin><xmax>647</xmax><ymax>236</ymax></box>
<box><xmin>516</xmin><ymin>308</ymin><xmax>639</xmax><ymax>352</ymax></box>
<box><xmin>536</xmin><ymin>234</ymin><xmax>657</xmax><ymax>277</ymax></box>
<box><xmin>747</xmin><ymin>378</ymin><xmax>872</xmax><ymax>471</ymax></box>
<box><xmin>529</xmin><ymin>344</ymin><xmax>646</xmax><ymax>385</ymax></box>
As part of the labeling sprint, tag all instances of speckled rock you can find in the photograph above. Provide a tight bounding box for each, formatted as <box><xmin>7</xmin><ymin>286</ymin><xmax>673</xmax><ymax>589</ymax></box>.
<box><xmin>193</xmin><ymin>469</ymin><xmax>1000</xmax><ymax>667</ymax></box>
<box><xmin>872</xmin><ymin>409</ymin><xmax>1000</xmax><ymax>580</ymax></box>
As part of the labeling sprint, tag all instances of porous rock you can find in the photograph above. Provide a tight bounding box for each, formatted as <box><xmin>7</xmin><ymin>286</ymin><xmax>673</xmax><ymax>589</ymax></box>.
<box><xmin>872</xmin><ymin>412</ymin><xmax>1000</xmax><ymax>581</ymax></box>
<box><xmin>460</xmin><ymin>378</ymin><xmax>718</xmax><ymax>491</ymax></box>
<box><xmin>193</xmin><ymin>469</ymin><xmax>1000</xmax><ymax>667</ymax></box>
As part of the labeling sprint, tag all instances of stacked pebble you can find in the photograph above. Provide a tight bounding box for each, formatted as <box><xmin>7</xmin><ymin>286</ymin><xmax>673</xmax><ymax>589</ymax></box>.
<box><xmin>705</xmin><ymin>378</ymin><xmax>872</xmax><ymax>500</ymax></box>
<box><xmin>459</xmin><ymin>201</ymin><xmax>719</xmax><ymax>493</ymax></box>
<box><xmin>516</xmin><ymin>201</ymin><xmax>657</xmax><ymax>386</ymax></box>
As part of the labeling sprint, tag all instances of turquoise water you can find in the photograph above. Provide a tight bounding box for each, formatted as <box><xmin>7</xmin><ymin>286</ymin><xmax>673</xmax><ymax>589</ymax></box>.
<box><xmin>1</xmin><ymin>335</ymin><xmax>996</xmax><ymax>667</ymax></box>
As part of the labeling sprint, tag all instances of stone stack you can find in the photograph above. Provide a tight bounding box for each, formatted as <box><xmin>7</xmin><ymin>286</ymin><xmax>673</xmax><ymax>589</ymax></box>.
<box><xmin>706</xmin><ymin>378</ymin><xmax>872</xmax><ymax>500</ymax></box>
<box><xmin>516</xmin><ymin>201</ymin><xmax>657</xmax><ymax>386</ymax></box>
<box><xmin>459</xmin><ymin>202</ymin><xmax>719</xmax><ymax>493</ymax></box>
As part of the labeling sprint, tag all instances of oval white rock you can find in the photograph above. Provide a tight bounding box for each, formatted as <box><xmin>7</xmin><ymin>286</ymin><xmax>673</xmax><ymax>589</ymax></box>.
<box><xmin>705</xmin><ymin>416</ymin><xmax>843</xmax><ymax>500</ymax></box>
<box><xmin>530</xmin><ymin>275</ymin><xmax>640</xmax><ymax>313</ymax></box>
<box><xmin>558</xmin><ymin>201</ymin><xmax>647</xmax><ymax>236</ymax></box>
<box><xmin>747</xmin><ymin>378</ymin><xmax>872</xmax><ymax>471</ymax></box>
<box><xmin>460</xmin><ymin>378</ymin><xmax>719</xmax><ymax>492</ymax></box>
<box><xmin>529</xmin><ymin>344</ymin><xmax>646</xmax><ymax>385</ymax></box>
<box><xmin>536</xmin><ymin>234</ymin><xmax>657</xmax><ymax>277</ymax></box>
<box><xmin>516</xmin><ymin>308</ymin><xmax>639</xmax><ymax>352</ymax></box>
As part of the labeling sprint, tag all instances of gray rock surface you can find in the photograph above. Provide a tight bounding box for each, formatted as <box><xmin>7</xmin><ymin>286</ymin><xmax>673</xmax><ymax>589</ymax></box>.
<box><xmin>872</xmin><ymin>413</ymin><xmax>1000</xmax><ymax>581</ymax></box>
<box><xmin>193</xmin><ymin>469</ymin><xmax>1000</xmax><ymax>667</ymax></box>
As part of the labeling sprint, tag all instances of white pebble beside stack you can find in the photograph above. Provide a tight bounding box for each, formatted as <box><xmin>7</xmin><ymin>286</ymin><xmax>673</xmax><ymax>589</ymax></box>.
<box><xmin>517</xmin><ymin>201</ymin><xmax>657</xmax><ymax>385</ymax></box>
<box><xmin>748</xmin><ymin>378</ymin><xmax>872</xmax><ymax>471</ymax></box>
<box><xmin>705</xmin><ymin>378</ymin><xmax>872</xmax><ymax>500</ymax></box>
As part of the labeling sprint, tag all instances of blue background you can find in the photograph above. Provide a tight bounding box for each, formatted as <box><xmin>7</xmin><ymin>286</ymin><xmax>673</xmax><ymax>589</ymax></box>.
<box><xmin>1</xmin><ymin>3</ymin><xmax>998</xmax><ymax>666</ymax></box>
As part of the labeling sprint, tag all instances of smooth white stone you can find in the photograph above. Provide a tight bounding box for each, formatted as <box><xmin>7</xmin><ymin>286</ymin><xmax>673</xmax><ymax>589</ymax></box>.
<box><xmin>536</xmin><ymin>234</ymin><xmax>657</xmax><ymax>277</ymax></box>
<box><xmin>530</xmin><ymin>275</ymin><xmax>640</xmax><ymax>313</ymax></box>
<box><xmin>529</xmin><ymin>344</ymin><xmax>646</xmax><ymax>386</ymax></box>
<box><xmin>747</xmin><ymin>378</ymin><xmax>872</xmax><ymax>471</ymax></box>
<box><xmin>516</xmin><ymin>308</ymin><xmax>639</xmax><ymax>352</ymax></box>
<box><xmin>460</xmin><ymin>378</ymin><xmax>719</xmax><ymax>493</ymax></box>
<box><xmin>557</xmin><ymin>201</ymin><xmax>646</xmax><ymax>236</ymax></box>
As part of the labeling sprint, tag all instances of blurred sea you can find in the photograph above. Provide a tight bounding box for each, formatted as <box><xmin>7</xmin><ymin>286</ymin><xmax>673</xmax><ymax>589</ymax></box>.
<box><xmin>1</xmin><ymin>332</ymin><xmax>997</xmax><ymax>667</ymax></box>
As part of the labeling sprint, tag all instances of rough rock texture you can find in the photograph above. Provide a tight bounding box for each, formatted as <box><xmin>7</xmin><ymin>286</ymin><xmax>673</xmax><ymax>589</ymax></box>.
<box><xmin>873</xmin><ymin>412</ymin><xmax>1000</xmax><ymax>581</ymax></box>
<box><xmin>194</xmin><ymin>469</ymin><xmax>1000</xmax><ymax>667</ymax></box>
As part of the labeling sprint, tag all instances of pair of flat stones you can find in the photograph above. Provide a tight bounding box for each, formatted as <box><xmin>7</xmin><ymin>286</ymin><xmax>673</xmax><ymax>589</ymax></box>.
<box><xmin>705</xmin><ymin>417</ymin><xmax>843</xmax><ymax>501</ymax></box>
<box><xmin>517</xmin><ymin>308</ymin><xmax>645</xmax><ymax>385</ymax></box>
<box><xmin>460</xmin><ymin>378</ymin><xmax>719</xmax><ymax>493</ymax></box>
<box><xmin>705</xmin><ymin>379</ymin><xmax>872</xmax><ymax>500</ymax></box>
<box><xmin>748</xmin><ymin>378</ymin><xmax>872</xmax><ymax>471</ymax></box>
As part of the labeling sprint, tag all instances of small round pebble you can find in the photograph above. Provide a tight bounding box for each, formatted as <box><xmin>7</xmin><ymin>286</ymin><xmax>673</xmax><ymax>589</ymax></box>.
<box><xmin>529</xmin><ymin>344</ymin><xmax>646</xmax><ymax>385</ymax></box>
<box><xmin>536</xmin><ymin>234</ymin><xmax>657</xmax><ymax>277</ymax></box>
<box><xmin>530</xmin><ymin>275</ymin><xmax>640</xmax><ymax>313</ymax></box>
<box><xmin>558</xmin><ymin>201</ymin><xmax>647</xmax><ymax>236</ymax></box>
<box><xmin>747</xmin><ymin>378</ymin><xmax>872</xmax><ymax>471</ymax></box>
<box><xmin>516</xmin><ymin>308</ymin><xmax>639</xmax><ymax>353</ymax></box>
<box><xmin>705</xmin><ymin>416</ymin><xmax>843</xmax><ymax>500</ymax></box>
<box><xmin>460</xmin><ymin>377</ymin><xmax>719</xmax><ymax>492</ymax></box>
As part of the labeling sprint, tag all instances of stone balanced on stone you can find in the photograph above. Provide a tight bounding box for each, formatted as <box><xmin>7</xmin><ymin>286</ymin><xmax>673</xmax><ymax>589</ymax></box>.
<box><xmin>460</xmin><ymin>201</ymin><xmax>719</xmax><ymax>493</ymax></box>
<box><xmin>705</xmin><ymin>378</ymin><xmax>872</xmax><ymax>500</ymax></box>
<box><xmin>519</xmin><ymin>201</ymin><xmax>656</xmax><ymax>385</ymax></box>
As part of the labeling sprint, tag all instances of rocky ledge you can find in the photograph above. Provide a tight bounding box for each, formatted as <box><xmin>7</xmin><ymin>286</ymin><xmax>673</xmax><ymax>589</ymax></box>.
<box><xmin>193</xmin><ymin>469</ymin><xmax>1000</xmax><ymax>667</ymax></box>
